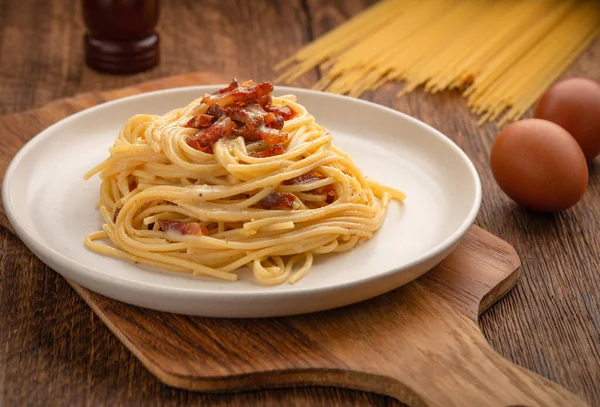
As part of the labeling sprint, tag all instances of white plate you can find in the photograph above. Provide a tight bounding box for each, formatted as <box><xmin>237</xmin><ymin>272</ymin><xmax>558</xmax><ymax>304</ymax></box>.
<box><xmin>2</xmin><ymin>86</ymin><xmax>481</xmax><ymax>317</ymax></box>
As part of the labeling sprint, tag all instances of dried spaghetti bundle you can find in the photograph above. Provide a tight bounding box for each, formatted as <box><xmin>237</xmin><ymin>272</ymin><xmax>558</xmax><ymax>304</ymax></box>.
<box><xmin>276</xmin><ymin>0</ymin><xmax>600</xmax><ymax>126</ymax></box>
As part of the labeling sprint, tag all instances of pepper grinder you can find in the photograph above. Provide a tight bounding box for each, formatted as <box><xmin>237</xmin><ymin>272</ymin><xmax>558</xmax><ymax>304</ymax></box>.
<box><xmin>82</xmin><ymin>0</ymin><xmax>160</xmax><ymax>74</ymax></box>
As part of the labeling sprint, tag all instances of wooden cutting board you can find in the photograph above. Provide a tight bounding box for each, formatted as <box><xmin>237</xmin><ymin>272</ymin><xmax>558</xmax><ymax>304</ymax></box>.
<box><xmin>0</xmin><ymin>72</ymin><xmax>588</xmax><ymax>407</ymax></box>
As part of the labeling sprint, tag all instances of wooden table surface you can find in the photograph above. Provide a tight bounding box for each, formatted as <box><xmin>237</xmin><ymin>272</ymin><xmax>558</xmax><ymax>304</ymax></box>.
<box><xmin>1</xmin><ymin>0</ymin><xmax>599</xmax><ymax>406</ymax></box>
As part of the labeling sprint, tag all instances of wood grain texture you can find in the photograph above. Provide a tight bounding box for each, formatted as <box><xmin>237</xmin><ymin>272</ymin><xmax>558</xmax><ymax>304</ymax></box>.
<box><xmin>0</xmin><ymin>0</ymin><xmax>599</xmax><ymax>405</ymax></box>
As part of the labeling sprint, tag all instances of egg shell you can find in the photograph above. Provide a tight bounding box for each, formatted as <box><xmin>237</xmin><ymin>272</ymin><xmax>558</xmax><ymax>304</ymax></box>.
<box><xmin>534</xmin><ymin>78</ymin><xmax>600</xmax><ymax>160</ymax></box>
<box><xmin>490</xmin><ymin>119</ymin><xmax>588</xmax><ymax>212</ymax></box>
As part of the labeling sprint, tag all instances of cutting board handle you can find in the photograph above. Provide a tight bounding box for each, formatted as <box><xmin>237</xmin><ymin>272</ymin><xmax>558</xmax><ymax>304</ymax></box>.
<box><xmin>344</xmin><ymin>288</ymin><xmax>588</xmax><ymax>407</ymax></box>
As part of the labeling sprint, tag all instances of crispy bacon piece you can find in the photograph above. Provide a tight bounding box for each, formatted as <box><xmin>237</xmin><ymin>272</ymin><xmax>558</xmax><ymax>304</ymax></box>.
<box><xmin>227</xmin><ymin>102</ymin><xmax>284</xmax><ymax>130</ymax></box>
<box><xmin>186</xmin><ymin>80</ymin><xmax>294</xmax><ymax>151</ymax></box>
<box><xmin>282</xmin><ymin>173</ymin><xmax>321</xmax><ymax>185</ymax></box>
<box><xmin>307</xmin><ymin>184</ymin><xmax>336</xmax><ymax>203</ymax></box>
<box><xmin>266</xmin><ymin>105</ymin><xmax>296</xmax><ymax>121</ymax></box>
<box><xmin>206</xmin><ymin>104</ymin><xmax>225</xmax><ymax>117</ymax></box>
<box><xmin>265</xmin><ymin>114</ymin><xmax>284</xmax><ymax>130</ymax></box>
<box><xmin>227</xmin><ymin>103</ymin><xmax>289</xmax><ymax>144</ymax></box>
<box><xmin>250</xmin><ymin>144</ymin><xmax>285</xmax><ymax>158</ymax></box>
<box><xmin>206</xmin><ymin>116</ymin><xmax>235</xmax><ymax>140</ymax></box>
<box><xmin>233</xmin><ymin>125</ymin><xmax>289</xmax><ymax>145</ymax></box>
<box><xmin>186</xmin><ymin>116</ymin><xmax>234</xmax><ymax>151</ymax></box>
<box><xmin>257</xmin><ymin>192</ymin><xmax>295</xmax><ymax>210</ymax></box>
<box><xmin>282</xmin><ymin>173</ymin><xmax>335</xmax><ymax>203</ymax></box>
<box><xmin>185</xmin><ymin>114</ymin><xmax>214</xmax><ymax>129</ymax></box>
<box><xmin>231</xmin><ymin>125</ymin><xmax>259</xmax><ymax>142</ymax></box>
<box><xmin>321</xmin><ymin>185</ymin><xmax>336</xmax><ymax>204</ymax></box>
<box><xmin>227</xmin><ymin>193</ymin><xmax>250</xmax><ymax>200</ymax></box>
<box><xmin>258</xmin><ymin>94</ymin><xmax>272</xmax><ymax>108</ymax></box>
<box><xmin>203</xmin><ymin>81</ymin><xmax>274</xmax><ymax>108</ymax></box>
<box><xmin>261</xmin><ymin>132</ymin><xmax>289</xmax><ymax>145</ymax></box>
<box><xmin>159</xmin><ymin>220</ymin><xmax>208</xmax><ymax>236</ymax></box>
<box><xmin>226</xmin><ymin>103</ymin><xmax>265</xmax><ymax>132</ymax></box>
<box><xmin>185</xmin><ymin>105</ymin><xmax>225</xmax><ymax>129</ymax></box>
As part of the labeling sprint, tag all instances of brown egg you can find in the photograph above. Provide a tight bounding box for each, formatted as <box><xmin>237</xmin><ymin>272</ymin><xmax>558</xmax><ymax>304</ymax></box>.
<box><xmin>490</xmin><ymin>119</ymin><xmax>588</xmax><ymax>212</ymax></box>
<box><xmin>534</xmin><ymin>78</ymin><xmax>600</xmax><ymax>160</ymax></box>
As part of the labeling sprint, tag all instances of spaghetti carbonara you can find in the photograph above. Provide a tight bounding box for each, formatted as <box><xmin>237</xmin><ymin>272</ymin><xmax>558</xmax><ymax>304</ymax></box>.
<box><xmin>84</xmin><ymin>79</ymin><xmax>405</xmax><ymax>285</ymax></box>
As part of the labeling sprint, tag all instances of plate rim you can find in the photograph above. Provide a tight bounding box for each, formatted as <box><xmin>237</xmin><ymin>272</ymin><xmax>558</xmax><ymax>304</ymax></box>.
<box><xmin>2</xmin><ymin>85</ymin><xmax>482</xmax><ymax>301</ymax></box>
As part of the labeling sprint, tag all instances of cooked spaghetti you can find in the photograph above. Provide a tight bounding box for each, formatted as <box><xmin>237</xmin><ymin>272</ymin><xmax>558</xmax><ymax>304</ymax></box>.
<box><xmin>84</xmin><ymin>80</ymin><xmax>405</xmax><ymax>285</ymax></box>
<box><xmin>275</xmin><ymin>0</ymin><xmax>600</xmax><ymax>126</ymax></box>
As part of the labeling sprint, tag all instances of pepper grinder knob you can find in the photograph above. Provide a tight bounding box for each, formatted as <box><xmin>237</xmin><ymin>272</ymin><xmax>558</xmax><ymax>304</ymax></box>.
<box><xmin>82</xmin><ymin>0</ymin><xmax>160</xmax><ymax>74</ymax></box>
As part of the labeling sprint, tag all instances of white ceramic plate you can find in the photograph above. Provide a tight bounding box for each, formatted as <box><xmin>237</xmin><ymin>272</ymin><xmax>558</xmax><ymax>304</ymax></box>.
<box><xmin>3</xmin><ymin>86</ymin><xmax>481</xmax><ymax>317</ymax></box>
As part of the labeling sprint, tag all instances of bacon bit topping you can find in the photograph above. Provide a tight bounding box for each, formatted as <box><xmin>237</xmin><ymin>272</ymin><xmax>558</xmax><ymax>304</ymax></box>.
<box><xmin>185</xmin><ymin>114</ymin><xmax>214</xmax><ymax>129</ymax></box>
<box><xmin>258</xmin><ymin>94</ymin><xmax>272</xmax><ymax>108</ymax></box>
<box><xmin>308</xmin><ymin>184</ymin><xmax>336</xmax><ymax>203</ymax></box>
<box><xmin>261</xmin><ymin>132</ymin><xmax>289</xmax><ymax>145</ymax></box>
<box><xmin>203</xmin><ymin>80</ymin><xmax>274</xmax><ymax>108</ymax></box>
<box><xmin>227</xmin><ymin>193</ymin><xmax>250</xmax><ymax>200</ymax></box>
<box><xmin>206</xmin><ymin>104</ymin><xmax>225</xmax><ymax>118</ymax></box>
<box><xmin>250</xmin><ymin>144</ymin><xmax>285</xmax><ymax>158</ymax></box>
<box><xmin>184</xmin><ymin>105</ymin><xmax>225</xmax><ymax>134</ymax></box>
<box><xmin>321</xmin><ymin>185</ymin><xmax>336</xmax><ymax>204</ymax></box>
<box><xmin>257</xmin><ymin>192</ymin><xmax>295</xmax><ymax>210</ymax></box>
<box><xmin>226</xmin><ymin>102</ymin><xmax>288</xmax><ymax>144</ymax></box>
<box><xmin>187</xmin><ymin>143</ymin><xmax>213</xmax><ymax>154</ymax></box>
<box><xmin>186</xmin><ymin>115</ymin><xmax>235</xmax><ymax>152</ymax></box>
<box><xmin>185</xmin><ymin>80</ymin><xmax>296</xmax><ymax>152</ymax></box>
<box><xmin>232</xmin><ymin>124</ymin><xmax>286</xmax><ymax>144</ymax></box>
<box><xmin>282</xmin><ymin>174</ymin><xmax>336</xmax><ymax>203</ymax></box>
<box><xmin>113</xmin><ymin>207</ymin><xmax>121</xmax><ymax>223</ymax></box>
<box><xmin>158</xmin><ymin>220</ymin><xmax>208</xmax><ymax>236</ymax></box>
<box><xmin>266</xmin><ymin>105</ymin><xmax>296</xmax><ymax>121</ymax></box>
<box><xmin>282</xmin><ymin>173</ymin><xmax>322</xmax><ymax>185</ymax></box>
<box><xmin>266</xmin><ymin>114</ymin><xmax>285</xmax><ymax>130</ymax></box>
<box><xmin>226</xmin><ymin>103</ymin><xmax>267</xmax><ymax>131</ymax></box>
